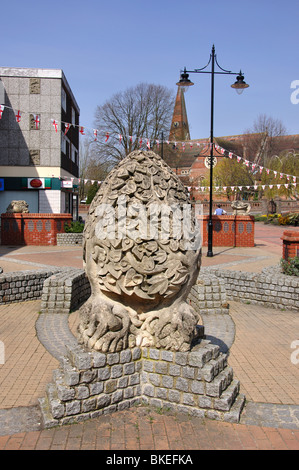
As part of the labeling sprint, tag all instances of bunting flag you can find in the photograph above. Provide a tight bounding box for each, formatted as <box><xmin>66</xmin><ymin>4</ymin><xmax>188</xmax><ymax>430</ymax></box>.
<box><xmin>0</xmin><ymin>103</ymin><xmax>298</xmax><ymax>186</ymax></box>
<box><xmin>51</xmin><ymin>119</ymin><xmax>58</xmax><ymax>133</ymax></box>
<box><xmin>15</xmin><ymin>110</ymin><xmax>21</xmax><ymax>123</ymax></box>
<box><xmin>33</xmin><ymin>114</ymin><xmax>40</xmax><ymax>130</ymax></box>
<box><xmin>213</xmin><ymin>143</ymin><xmax>298</xmax><ymax>186</ymax></box>
<box><xmin>191</xmin><ymin>181</ymin><xmax>298</xmax><ymax>193</ymax></box>
<box><xmin>64</xmin><ymin>122</ymin><xmax>71</xmax><ymax>135</ymax></box>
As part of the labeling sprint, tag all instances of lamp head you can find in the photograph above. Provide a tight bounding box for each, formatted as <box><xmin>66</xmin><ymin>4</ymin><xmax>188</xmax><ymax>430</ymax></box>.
<box><xmin>231</xmin><ymin>71</ymin><xmax>249</xmax><ymax>94</ymax></box>
<box><xmin>176</xmin><ymin>68</ymin><xmax>194</xmax><ymax>92</ymax></box>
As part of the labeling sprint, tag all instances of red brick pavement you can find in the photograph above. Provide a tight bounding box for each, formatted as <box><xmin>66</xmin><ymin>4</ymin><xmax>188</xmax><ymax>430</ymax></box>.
<box><xmin>0</xmin><ymin>408</ymin><xmax>299</xmax><ymax>450</ymax></box>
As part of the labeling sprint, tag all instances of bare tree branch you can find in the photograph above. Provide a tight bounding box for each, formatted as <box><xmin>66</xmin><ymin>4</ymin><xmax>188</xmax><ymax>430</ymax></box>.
<box><xmin>93</xmin><ymin>83</ymin><xmax>175</xmax><ymax>166</ymax></box>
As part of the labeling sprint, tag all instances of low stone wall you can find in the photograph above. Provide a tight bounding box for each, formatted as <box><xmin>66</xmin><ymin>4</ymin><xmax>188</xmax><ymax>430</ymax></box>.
<box><xmin>205</xmin><ymin>265</ymin><xmax>299</xmax><ymax>311</ymax></box>
<box><xmin>1</xmin><ymin>264</ymin><xmax>297</xmax><ymax>313</ymax></box>
<box><xmin>40</xmin><ymin>268</ymin><xmax>91</xmax><ymax>314</ymax></box>
<box><xmin>0</xmin><ymin>269</ymin><xmax>61</xmax><ymax>304</ymax></box>
<box><xmin>188</xmin><ymin>272</ymin><xmax>229</xmax><ymax>315</ymax></box>
<box><xmin>38</xmin><ymin>269</ymin><xmax>228</xmax><ymax>316</ymax></box>
<box><xmin>56</xmin><ymin>233</ymin><xmax>83</xmax><ymax>246</ymax></box>
<box><xmin>39</xmin><ymin>341</ymin><xmax>245</xmax><ymax>428</ymax></box>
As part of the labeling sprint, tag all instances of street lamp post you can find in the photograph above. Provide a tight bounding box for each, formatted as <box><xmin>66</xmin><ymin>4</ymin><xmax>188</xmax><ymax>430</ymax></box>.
<box><xmin>177</xmin><ymin>45</ymin><xmax>249</xmax><ymax>257</ymax></box>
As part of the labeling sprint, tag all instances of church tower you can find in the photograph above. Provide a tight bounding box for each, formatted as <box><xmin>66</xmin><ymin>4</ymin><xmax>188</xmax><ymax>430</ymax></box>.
<box><xmin>169</xmin><ymin>86</ymin><xmax>190</xmax><ymax>142</ymax></box>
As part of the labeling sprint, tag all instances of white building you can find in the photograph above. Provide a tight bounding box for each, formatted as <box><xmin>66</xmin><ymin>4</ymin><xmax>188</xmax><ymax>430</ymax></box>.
<box><xmin>0</xmin><ymin>67</ymin><xmax>80</xmax><ymax>218</ymax></box>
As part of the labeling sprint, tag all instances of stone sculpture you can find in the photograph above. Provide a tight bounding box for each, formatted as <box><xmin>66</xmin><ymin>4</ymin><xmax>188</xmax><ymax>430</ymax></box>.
<box><xmin>6</xmin><ymin>200</ymin><xmax>29</xmax><ymax>213</ymax></box>
<box><xmin>77</xmin><ymin>150</ymin><xmax>202</xmax><ymax>353</ymax></box>
<box><xmin>231</xmin><ymin>200</ymin><xmax>251</xmax><ymax>215</ymax></box>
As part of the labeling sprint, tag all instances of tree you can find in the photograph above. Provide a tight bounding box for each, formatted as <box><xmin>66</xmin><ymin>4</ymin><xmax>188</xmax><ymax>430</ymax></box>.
<box><xmin>243</xmin><ymin>114</ymin><xmax>287</xmax><ymax>167</ymax></box>
<box><xmin>201</xmin><ymin>158</ymin><xmax>254</xmax><ymax>200</ymax></box>
<box><xmin>93</xmin><ymin>83</ymin><xmax>175</xmax><ymax>165</ymax></box>
<box><xmin>79</xmin><ymin>134</ymin><xmax>112</xmax><ymax>201</ymax></box>
<box><xmin>261</xmin><ymin>151</ymin><xmax>299</xmax><ymax>200</ymax></box>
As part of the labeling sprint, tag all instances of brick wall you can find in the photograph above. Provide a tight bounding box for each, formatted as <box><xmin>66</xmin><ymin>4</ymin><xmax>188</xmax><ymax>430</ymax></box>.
<box><xmin>281</xmin><ymin>230</ymin><xmax>299</xmax><ymax>260</ymax></box>
<box><xmin>1</xmin><ymin>213</ymin><xmax>72</xmax><ymax>245</ymax></box>
<box><xmin>198</xmin><ymin>215</ymin><xmax>255</xmax><ymax>247</ymax></box>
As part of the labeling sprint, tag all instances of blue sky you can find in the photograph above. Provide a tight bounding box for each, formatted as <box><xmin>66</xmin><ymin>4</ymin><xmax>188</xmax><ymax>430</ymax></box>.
<box><xmin>2</xmin><ymin>0</ymin><xmax>298</xmax><ymax>140</ymax></box>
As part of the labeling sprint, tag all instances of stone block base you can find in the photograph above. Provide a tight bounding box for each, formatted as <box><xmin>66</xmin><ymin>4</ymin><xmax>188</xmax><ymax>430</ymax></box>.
<box><xmin>39</xmin><ymin>338</ymin><xmax>245</xmax><ymax>428</ymax></box>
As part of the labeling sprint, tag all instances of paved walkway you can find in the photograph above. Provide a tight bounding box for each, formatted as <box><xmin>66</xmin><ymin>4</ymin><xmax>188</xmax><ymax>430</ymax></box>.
<box><xmin>0</xmin><ymin>222</ymin><xmax>298</xmax><ymax>450</ymax></box>
<box><xmin>0</xmin><ymin>222</ymin><xmax>284</xmax><ymax>274</ymax></box>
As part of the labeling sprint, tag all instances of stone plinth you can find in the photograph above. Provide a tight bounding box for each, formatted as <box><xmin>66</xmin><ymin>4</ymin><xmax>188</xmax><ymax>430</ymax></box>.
<box><xmin>198</xmin><ymin>215</ymin><xmax>255</xmax><ymax>247</ymax></box>
<box><xmin>281</xmin><ymin>230</ymin><xmax>299</xmax><ymax>260</ymax></box>
<box><xmin>39</xmin><ymin>341</ymin><xmax>245</xmax><ymax>428</ymax></box>
<box><xmin>1</xmin><ymin>213</ymin><xmax>72</xmax><ymax>245</ymax></box>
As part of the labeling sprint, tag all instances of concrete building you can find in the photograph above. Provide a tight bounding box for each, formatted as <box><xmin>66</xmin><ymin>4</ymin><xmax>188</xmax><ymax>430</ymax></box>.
<box><xmin>0</xmin><ymin>67</ymin><xmax>80</xmax><ymax>218</ymax></box>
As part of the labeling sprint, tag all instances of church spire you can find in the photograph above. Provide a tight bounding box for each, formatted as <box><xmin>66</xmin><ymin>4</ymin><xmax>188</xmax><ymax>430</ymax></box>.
<box><xmin>169</xmin><ymin>86</ymin><xmax>190</xmax><ymax>142</ymax></box>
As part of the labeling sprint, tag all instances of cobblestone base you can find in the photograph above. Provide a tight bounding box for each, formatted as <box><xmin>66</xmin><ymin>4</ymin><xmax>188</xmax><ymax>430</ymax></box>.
<box><xmin>39</xmin><ymin>341</ymin><xmax>245</xmax><ymax>428</ymax></box>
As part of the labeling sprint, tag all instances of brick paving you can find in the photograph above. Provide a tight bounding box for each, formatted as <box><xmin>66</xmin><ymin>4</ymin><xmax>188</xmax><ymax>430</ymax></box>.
<box><xmin>0</xmin><ymin>300</ymin><xmax>58</xmax><ymax>409</ymax></box>
<box><xmin>0</xmin><ymin>407</ymin><xmax>299</xmax><ymax>451</ymax></box>
<box><xmin>0</xmin><ymin>222</ymin><xmax>298</xmax><ymax>450</ymax></box>
<box><xmin>229</xmin><ymin>302</ymin><xmax>299</xmax><ymax>406</ymax></box>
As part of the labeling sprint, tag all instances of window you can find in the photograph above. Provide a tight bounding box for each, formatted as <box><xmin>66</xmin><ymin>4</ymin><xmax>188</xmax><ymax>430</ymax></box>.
<box><xmin>61</xmin><ymin>132</ymin><xmax>70</xmax><ymax>157</ymax></box>
<box><xmin>61</xmin><ymin>132</ymin><xmax>66</xmax><ymax>154</ymax></box>
<box><xmin>71</xmin><ymin>107</ymin><xmax>76</xmax><ymax>125</ymax></box>
<box><xmin>61</xmin><ymin>88</ymin><xmax>67</xmax><ymax>112</ymax></box>
<box><xmin>29</xmin><ymin>78</ymin><xmax>40</xmax><ymax>94</ymax></box>
<box><xmin>71</xmin><ymin>145</ymin><xmax>78</xmax><ymax>164</ymax></box>
<box><xmin>0</xmin><ymin>80</ymin><xmax>4</xmax><ymax>104</ymax></box>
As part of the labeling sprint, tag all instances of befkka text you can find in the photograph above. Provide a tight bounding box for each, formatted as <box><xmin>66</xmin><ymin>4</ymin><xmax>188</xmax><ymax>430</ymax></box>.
<box><xmin>106</xmin><ymin>454</ymin><xmax>193</xmax><ymax>466</ymax></box>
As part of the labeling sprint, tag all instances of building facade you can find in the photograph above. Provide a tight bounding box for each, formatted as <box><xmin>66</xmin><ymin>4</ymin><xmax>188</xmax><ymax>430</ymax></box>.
<box><xmin>0</xmin><ymin>67</ymin><xmax>80</xmax><ymax>218</ymax></box>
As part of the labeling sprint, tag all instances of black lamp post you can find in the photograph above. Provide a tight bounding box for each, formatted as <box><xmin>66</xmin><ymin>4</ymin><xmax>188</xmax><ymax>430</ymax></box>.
<box><xmin>177</xmin><ymin>45</ymin><xmax>249</xmax><ymax>257</ymax></box>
